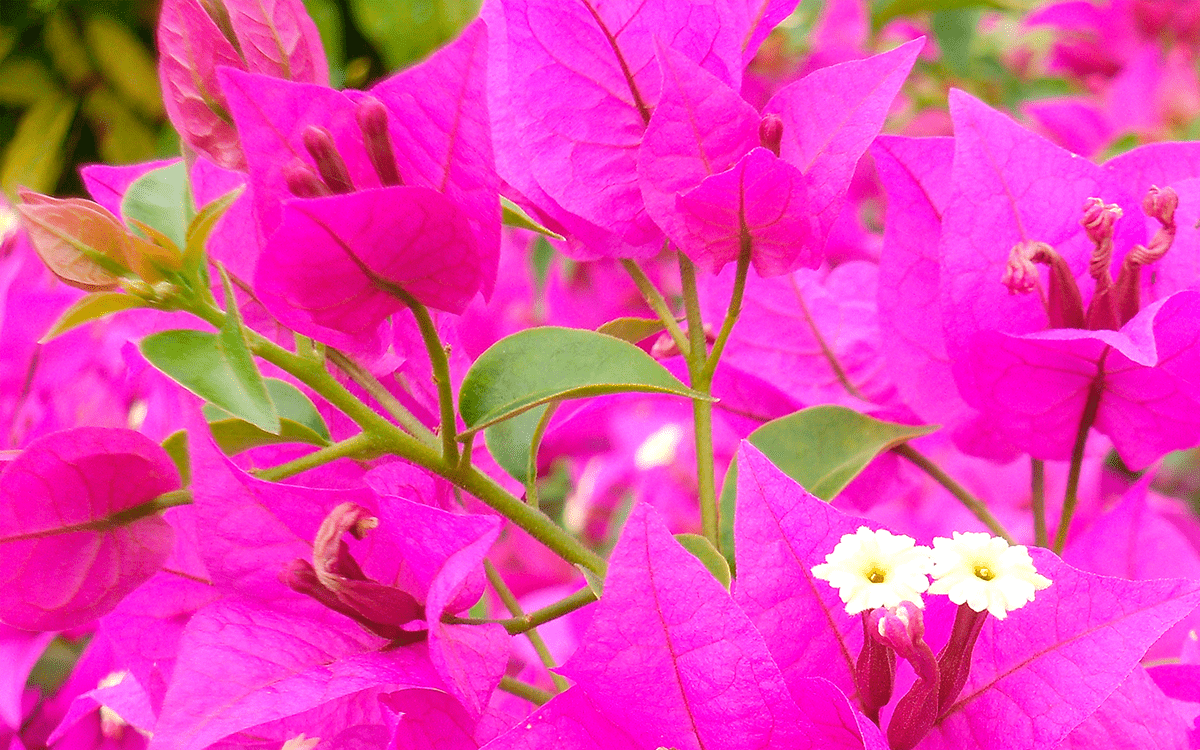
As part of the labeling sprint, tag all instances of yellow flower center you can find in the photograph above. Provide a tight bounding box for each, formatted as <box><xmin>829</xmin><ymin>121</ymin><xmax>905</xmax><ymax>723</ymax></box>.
<box><xmin>868</xmin><ymin>567</ymin><xmax>887</xmax><ymax>584</ymax></box>
<box><xmin>974</xmin><ymin>565</ymin><xmax>995</xmax><ymax>581</ymax></box>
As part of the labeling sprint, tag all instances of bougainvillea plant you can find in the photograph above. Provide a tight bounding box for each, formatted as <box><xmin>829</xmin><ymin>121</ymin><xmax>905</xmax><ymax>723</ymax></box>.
<box><xmin>4</xmin><ymin>0</ymin><xmax>1200</xmax><ymax>748</ymax></box>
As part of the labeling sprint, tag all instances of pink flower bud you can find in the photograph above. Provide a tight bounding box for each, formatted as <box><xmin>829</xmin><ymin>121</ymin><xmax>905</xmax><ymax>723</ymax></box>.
<box><xmin>758</xmin><ymin>114</ymin><xmax>784</xmax><ymax>157</ymax></box>
<box><xmin>356</xmin><ymin>96</ymin><xmax>403</xmax><ymax>187</ymax></box>
<box><xmin>302</xmin><ymin>125</ymin><xmax>355</xmax><ymax>194</ymax></box>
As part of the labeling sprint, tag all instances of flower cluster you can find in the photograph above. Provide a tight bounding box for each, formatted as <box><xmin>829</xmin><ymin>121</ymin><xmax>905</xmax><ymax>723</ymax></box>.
<box><xmin>813</xmin><ymin>526</ymin><xmax>1052</xmax><ymax>618</ymax></box>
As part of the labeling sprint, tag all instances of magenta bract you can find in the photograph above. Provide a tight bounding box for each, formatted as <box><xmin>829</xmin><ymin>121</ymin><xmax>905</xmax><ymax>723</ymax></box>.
<box><xmin>0</xmin><ymin>427</ymin><xmax>179</xmax><ymax>630</ymax></box>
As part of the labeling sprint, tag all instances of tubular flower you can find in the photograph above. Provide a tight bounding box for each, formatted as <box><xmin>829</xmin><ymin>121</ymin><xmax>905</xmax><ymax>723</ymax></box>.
<box><xmin>812</xmin><ymin>527</ymin><xmax>933</xmax><ymax>614</ymax></box>
<box><xmin>928</xmin><ymin>532</ymin><xmax>1051</xmax><ymax>619</ymax></box>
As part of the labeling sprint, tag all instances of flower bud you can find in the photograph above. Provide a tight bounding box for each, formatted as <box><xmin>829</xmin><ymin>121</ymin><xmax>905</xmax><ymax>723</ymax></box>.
<box><xmin>357</xmin><ymin>96</ymin><xmax>403</xmax><ymax>187</ymax></box>
<box><xmin>282</xmin><ymin>158</ymin><xmax>332</xmax><ymax>198</ymax></box>
<box><xmin>758</xmin><ymin>114</ymin><xmax>784</xmax><ymax>157</ymax></box>
<box><xmin>302</xmin><ymin>125</ymin><xmax>355</xmax><ymax>194</ymax></box>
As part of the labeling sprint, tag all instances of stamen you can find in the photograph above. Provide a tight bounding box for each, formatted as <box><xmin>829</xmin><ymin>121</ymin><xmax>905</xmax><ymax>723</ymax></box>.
<box><xmin>869</xmin><ymin>569</ymin><xmax>887</xmax><ymax>584</ymax></box>
<box><xmin>1001</xmin><ymin>240</ymin><xmax>1086</xmax><ymax>329</ymax></box>
<box><xmin>1113</xmin><ymin>185</ymin><xmax>1179</xmax><ymax>325</ymax></box>
<box><xmin>302</xmin><ymin>125</ymin><xmax>355</xmax><ymax>194</ymax></box>
<box><xmin>356</xmin><ymin>96</ymin><xmax>403</xmax><ymax>187</ymax></box>
<box><xmin>973</xmin><ymin>565</ymin><xmax>994</xmax><ymax>581</ymax></box>
<box><xmin>759</xmin><ymin>114</ymin><xmax>783</xmax><ymax>157</ymax></box>
<box><xmin>1081</xmin><ymin>197</ymin><xmax>1122</xmax><ymax>331</ymax></box>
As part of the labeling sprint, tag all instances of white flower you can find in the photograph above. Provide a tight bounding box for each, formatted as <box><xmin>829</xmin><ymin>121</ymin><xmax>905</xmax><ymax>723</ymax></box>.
<box><xmin>812</xmin><ymin>527</ymin><xmax>933</xmax><ymax>615</ymax></box>
<box><xmin>927</xmin><ymin>532</ymin><xmax>1051</xmax><ymax>619</ymax></box>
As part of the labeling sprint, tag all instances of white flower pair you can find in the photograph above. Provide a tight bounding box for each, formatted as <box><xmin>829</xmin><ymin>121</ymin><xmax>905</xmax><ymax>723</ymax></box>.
<box><xmin>811</xmin><ymin>527</ymin><xmax>1051</xmax><ymax>619</ymax></box>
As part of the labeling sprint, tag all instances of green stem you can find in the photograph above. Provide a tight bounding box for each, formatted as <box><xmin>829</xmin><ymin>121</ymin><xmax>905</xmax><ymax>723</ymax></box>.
<box><xmin>678</xmin><ymin>252</ymin><xmax>721</xmax><ymax>548</ymax></box>
<box><xmin>252</xmin><ymin>432</ymin><xmax>378</xmax><ymax>482</ymax></box>
<box><xmin>185</xmin><ymin>299</ymin><xmax>607</xmax><ymax>576</ymax></box>
<box><xmin>326</xmin><ymin>349</ymin><xmax>436</xmax><ymax>445</ymax></box>
<box><xmin>393</xmin><ymin>292</ymin><xmax>459</xmax><ymax>464</ymax></box>
<box><xmin>621</xmin><ymin>257</ymin><xmax>689</xmax><ymax>356</ymax></box>
<box><xmin>446</xmin><ymin>587</ymin><xmax>598</xmax><ymax>635</ymax></box>
<box><xmin>486</xmin><ymin>562</ymin><xmax>569</xmax><ymax>692</ymax></box>
<box><xmin>700</xmin><ymin>246</ymin><xmax>751</xmax><ymax>382</ymax></box>
<box><xmin>893</xmin><ymin>444</ymin><xmax>1016</xmax><ymax>545</ymax></box>
<box><xmin>1031</xmin><ymin>458</ymin><xmax>1048</xmax><ymax>548</ymax></box>
<box><xmin>498</xmin><ymin>675</ymin><xmax>553</xmax><ymax>705</ymax></box>
<box><xmin>1053</xmin><ymin>360</ymin><xmax>1106</xmax><ymax>554</ymax></box>
<box><xmin>526</xmin><ymin>402</ymin><xmax>561</xmax><ymax>509</ymax></box>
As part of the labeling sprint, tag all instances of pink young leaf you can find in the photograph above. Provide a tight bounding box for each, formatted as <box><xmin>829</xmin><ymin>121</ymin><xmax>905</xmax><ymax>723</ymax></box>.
<box><xmin>222</xmin><ymin>0</ymin><xmax>329</xmax><ymax>85</ymax></box>
<box><xmin>151</xmin><ymin>600</ymin><xmax>441</xmax><ymax>750</ymax></box>
<box><xmin>479</xmin><ymin>687</ymin><xmax>640</xmax><ymax>750</ymax></box>
<box><xmin>370</xmin><ymin>20</ymin><xmax>500</xmax><ymax>298</ymax></box>
<box><xmin>763</xmin><ymin>39</ymin><xmax>923</xmax><ymax>243</ymax></box>
<box><xmin>560</xmin><ymin>502</ymin><xmax>857</xmax><ymax>750</ymax></box>
<box><xmin>675</xmin><ymin>147</ymin><xmax>818</xmax><ymax>276</ymax></box>
<box><xmin>924</xmin><ymin>551</ymin><xmax>1200</xmax><ymax>749</ymax></box>
<box><xmin>253</xmin><ymin>187</ymin><xmax>481</xmax><ymax>350</ymax></box>
<box><xmin>384</xmin><ymin>689</ymin><xmax>478</xmax><ymax>750</ymax></box>
<box><xmin>0</xmin><ymin>427</ymin><xmax>178</xmax><ymax>630</ymax></box>
<box><xmin>732</xmin><ymin>442</ymin><xmax>880</xmax><ymax>701</ymax></box>
<box><xmin>1057</xmin><ymin>665</ymin><xmax>1193</xmax><ymax>749</ymax></box>
<box><xmin>15</xmin><ymin>194</ymin><xmax>131</xmax><ymax>292</ymax></box>
<box><xmin>157</xmin><ymin>0</ymin><xmax>247</xmax><ymax>170</ymax></box>
<box><xmin>638</xmin><ymin>44</ymin><xmax>760</xmax><ymax>248</ymax></box>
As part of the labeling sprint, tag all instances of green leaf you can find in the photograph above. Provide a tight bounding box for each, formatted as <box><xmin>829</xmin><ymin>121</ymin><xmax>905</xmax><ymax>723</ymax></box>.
<box><xmin>718</xmin><ymin>406</ymin><xmax>940</xmax><ymax>568</ymax></box>
<box><xmin>121</xmin><ymin>162</ymin><xmax>190</xmax><ymax>251</ymax></box>
<box><xmin>1</xmin><ymin>94</ymin><xmax>77</xmax><ymax>200</ymax></box>
<box><xmin>746</xmin><ymin>406</ymin><xmax>938</xmax><ymax>500</ymax></box>
<box><xmin>347</xmin><ymin>0</ymin><xmax>480</xmax><ymax>70</ymax></box>
<box><xmin>501</xmin><ymin>197</ymin><xmax>564</xmax><ymax>240</ymax></box>
<box><xmin>930</xmin><ymin>8</ymin><xmax>979</xmax><ymax>76</ymax></box>
<box><xmin>184</xmin><ymin>186</ymin><xmax>243</xmax><ymax>271</ymax></box>
<box><xmin>675</xmin><ymin>533</ymin><xmax>730</xmax><ymax>589</ymax></box>
<box><xmin>460</xmin><ymin>327</ymin><xmax>707</xmax><ymax>434</ymax></box>
<box><xmin>596</xmin><ymin>317</ymin><xmax>668</xmax><ymax>345</ymax></box>
<box><xmin>141</xmin><ymin>330</ymin><xmax>282</xmax><ymax>434</ymax></box>
<box><xmin>263</xmin><ymin>378</ymin><xmax>330</xmax><ymax>440</ymax></box>
<box><xmin>205</xmin><ymin>416</ymin><xmax>331</xmax><ymax>455</ymax></box>
<box><xmin>83</xmin><ymin>15</ymin><xmax>164</xmax><ymax>120</ymax></box>
<box><xmin>459</xmin><ymin>326</ymin><xmax>709</xmax><ymax>482</ymax></box>
<box><xmin>82</xmin><ymin>87</ymin><xmax>160</xmax><ymax>166</ymax></box>
<box><xmin>161</xmin><ymin>429</ymin><xmax>191</xmax><ymax>487</ymax></box>
<box><xmin>39</xmin><ymin>291</ymin><xmax>146</xmax><ymax>342</ymax></box>
<box><xmin>201</xmin><ymin>378</ymin><xmax>331</xmax><ymax>454</ymax></box>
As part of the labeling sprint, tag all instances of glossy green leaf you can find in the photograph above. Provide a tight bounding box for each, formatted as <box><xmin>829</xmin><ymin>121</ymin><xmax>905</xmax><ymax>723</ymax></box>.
<box><xmin>347</xmin><ymin>0</ymin><xmax>480</xmax><ymax>70</ymax></box>
<box><xmin>140</xmin><ymin>330</ymin><xmax>281</xmax><ymax>434</ymax></box>
<box><xmin>202</xmin><ymin>378</ymin><xmax>330</xmax><ymax>454</ymax></box>
<box><xmin>83</xmin><ymin>15</ymin><xmax>164</xmax><ymax>120</ymax></box>
<box><xmin>718</xmin><ymin>406</ymin><xmax>940</xmax><ymax>568</ymax></box>
<box><xmin>263</xmin><ymin>378</ymin><xmax>330</xmax><ymax>440</ymax></box>
<box><xmin>161</xmin><ymin>429</ymin><xmax>191</xmax><ymax>487</ymax></box>
<box><xmin>204</xmin><ymin>416</ymin><xmax>330</xmax><ymax>455</ymax></box>
<box><xmin>0</xmin><ymin>27</ymin><xmax>16</xmax><ymax>64</ymax></box>
<box><xmin>501</xmin><ymin>197</ymin><xmax>564</xmax><ymax>240</ymax></box>
<box><xmin>596</xmin><ymin>317</ymin><xmax>668</xmax><ymax>345</ymax></box>
<box><xmin>675</xmin><ymin>533</ymin><xmax>730</xmax><ymax>589</ymax></box>
<box><xmin>460</xmin><ymin>326</ymin><xmax>706</xmax><ymax>434</ymax></box>
<box><xmin>39</xmin><ymin>291</ymin><xmax>146</xmax><ymax>342</ymax></box>
<box><xmin>460</xmin><ymin>326</ymin><xmax>708</xmax><ymax>482</ymax></box>
<box><xmin>184</xmin><ymin>186</ymin><xmax>243</xmax><ymax>271</ymax></box>
<box><xmin>1</xmin><ymin>94</ymin><xmax>77</xmax><ymax>200</ymax></box>
<box><xmin>121</xmin><ymin>162</ymin><xmax>190</xmax><ymax>251</ymax></box>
